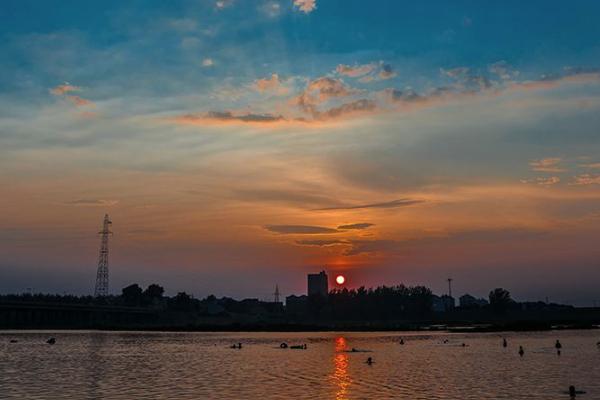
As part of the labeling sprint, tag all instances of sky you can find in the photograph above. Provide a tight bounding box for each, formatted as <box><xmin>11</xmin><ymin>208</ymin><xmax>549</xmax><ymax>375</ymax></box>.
<box><xmin>1</xmin><ymin>0</ymin><xmax>600</xmax><ymax>305</ymax></box>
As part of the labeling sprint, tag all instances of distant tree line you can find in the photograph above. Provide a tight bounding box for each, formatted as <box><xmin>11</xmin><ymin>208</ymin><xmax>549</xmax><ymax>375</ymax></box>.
<box><xmin>304</xmin><ymin>285</ymin><xmax>434</xmax><ymax>321</ymax></box>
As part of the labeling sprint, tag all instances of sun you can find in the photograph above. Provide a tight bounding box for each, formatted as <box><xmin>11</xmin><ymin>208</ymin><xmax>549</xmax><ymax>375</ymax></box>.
<box><xmin>335</xmin><ymin>275</ymin><xmax>345</xmax><ymax>285</ymax></box>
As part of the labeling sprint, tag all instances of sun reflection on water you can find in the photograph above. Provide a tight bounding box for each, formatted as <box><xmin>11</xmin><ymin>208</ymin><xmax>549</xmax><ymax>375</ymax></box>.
<box><xmin>332</xmin><ymin>337</ymin><xmax>352</xmax><ymax>400</ymax></box>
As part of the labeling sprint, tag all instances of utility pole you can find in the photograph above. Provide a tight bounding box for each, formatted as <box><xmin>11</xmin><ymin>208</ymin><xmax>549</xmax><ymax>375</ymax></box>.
<box><xmin>447</xmin><ymin>278</ymin><xmax>453</xmax><ymax>298</ymax></box>
<box><xmin>94</xmin><ymin>214</ymin><xmax>112</xmax><ymax>297</ymax></box>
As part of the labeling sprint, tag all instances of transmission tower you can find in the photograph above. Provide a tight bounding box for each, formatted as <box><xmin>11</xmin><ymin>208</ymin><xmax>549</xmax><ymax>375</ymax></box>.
<box><xmin>94</xmin><ymin>214</ymin><xmax>112</xmax><ymax>297</ymax></box>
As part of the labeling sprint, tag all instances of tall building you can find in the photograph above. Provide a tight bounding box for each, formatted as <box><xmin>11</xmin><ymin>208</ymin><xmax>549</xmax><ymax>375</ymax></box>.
<box><xmin>307</xmin><ymin>270</ymin><xmax>328</xmax><ymax>297</ymax></box>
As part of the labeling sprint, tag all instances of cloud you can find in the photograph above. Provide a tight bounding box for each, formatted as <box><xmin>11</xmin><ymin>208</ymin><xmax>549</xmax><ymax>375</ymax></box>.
<box><xmin>316</xmin><ymin>99</ymin><xmax>376</xmax><ymax>120</ymax></box>
<box><xmin>314</xmin><ymin>198</ymin><xmax>424</xmax><ymax>211</ymax></box>
<box><xmin>441</xmin><ymin>67</ymin><xmax>492</xmax><ymax>91</ymax></box>
<box><xmin>64</xmin><ymin>199</ymin><xmax>119</xmax><ymax>207</ymax></box>
<box><xmin>520</xmin><ymin>176</ymin><xmax>561</xmax><ymax>186</ymax></box>
<box><xmin>215</xmin><ymin>0</ymin><xmax>233</xmax><ymax>10</ymax></box>
<box><xmin>50</xmin><ymin>83</ymin><xmax>94</xmax><ymax>107</ymax></box>
<box><xmin>358</xmin><ymin>62</ymin><xmax>397</xmax><ymax>82</ymax></box>
<box><xmin>173</xmin><ymin>111</ymin><xmax>286</xmax><ymax>125</ymax></box>
<box><xmin>50</xmin><ymin>84</ymin><xmax>80</xmax><ymax>95</ymax></box>
<box><xmin>570</xmin><ymin>174</ymin><xmax>600</xmax><ymax>185</ymax></box>
<box><xmin>253</xmin><ymin>73</ymin><xmax>290</xmax><ymax>95</ymax></box>
<box><xmin>293</xmin><ymin>0</ymin><xmax>316</xmax><ymax>13</ymax></box>
<box><xmin>337</xmin><ymin>223</ymin><xmax>374</xmax><ymax>230</ymax></box>
<box><xmin>261</xmin><ymin>2</ymin><xmax>281</xmax><ymax>17</ymax></box>
<box><xmin>202</xmin><ymin>58</ymin><xmax>214</xmax><ymax>67</ymax></box>
<box><xmin>336</xmin><ymin>63</ymin><xmax>376</xmax><ymax>78</ymax></box>
<box><xmin>264</xmin><ymin>225</ymin><xmax>338</xmax><ymax>234</ymax></box>
<box><xmin>296</xmin><ymin>239</ymin><xmax>349</xmax><ymax>247</ymax></box>
<box><xmin>529</xmin><ymin>157</ymin><xmax>565</xmax><ymax>173</ymax></box>
<box><xmin>580</xmin><ymin>162</ymin><xmax>600</xmax><ymax>169</ymax></box>
<box><xmin>489</xmin><ymin>60</ymin><xmax>519</xmax><ymax>81</ymax></box>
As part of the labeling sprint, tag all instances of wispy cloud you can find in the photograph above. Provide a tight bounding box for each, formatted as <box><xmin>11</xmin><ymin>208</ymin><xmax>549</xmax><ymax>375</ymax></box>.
<box><xmin>570</xmin><ymin>174</ymin><xmax>600</xmax><ymax>185</ymax></box>
<box><xmin>64</xmin><ymin>199</ymin><xmax>119</xmax><ymax>207</ymax></box>
<box><xmin>529</xmin><ymin>157</ymin><xmax>565</xmax><ymax>173</ymax></box>
<box><xmin>264</xmin><ymin>225</ymin><xmax>338</xmax><ymax>234</ymax></box>
<box><xmin>50</xmin><ymin>83</ymin><xmax>94</xmax><ymax>108</ymax></box>
<box><xmin>337</xmin><ymin>223</ymin><xmax>374</xmax><ymax>230</ymax></box>
<box><xmin>173</xmin><ymin>111</ymin><xmax>286</xmax><ymax>125</ymax></box>
<box><xmin>580</xmin><ymin>162</ymin><xmax>600</xmax><ymax>169</ymax></box>
<box><xmin>314</xmin><ymin>198</ymin><xmax>424</xmax><ymax>211</ymax></box>
<box><xmin>296</xmin><ymin>239</ymin><xmax>349</xmax><ymax>247</ymax></box>
<box><xmin>336</xmin><ymin>63</ymin><xmax>376</xmax><ymax>78</ymax></box>
<box><xmin>520</xmin><ymin>176</ymin><xmax>561</xmax><ymax>186</ymax></box>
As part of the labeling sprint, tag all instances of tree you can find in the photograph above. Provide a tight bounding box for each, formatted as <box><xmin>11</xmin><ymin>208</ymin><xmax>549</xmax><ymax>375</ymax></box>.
<box><xmin>144</xmin><ymin>284</ymin><xmax>164</xmax><ymax>300</ymax></box>
<box><xmin>169</xmin><ymin>292</ymin><xmax>195</xmax><ymax>311</ymax></box>
<box><xmin>489</xmin><ymin>288</ymin><xmax>513</xmax><ymax>313</ymax></box>
<box><xmin>121</xmin><ymin>284</ymin><xmax>143</xmax><ymax>306</ymax></box>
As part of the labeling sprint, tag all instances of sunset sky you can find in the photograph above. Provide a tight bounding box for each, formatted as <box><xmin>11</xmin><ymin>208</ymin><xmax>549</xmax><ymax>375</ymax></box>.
<box><xmin>1</xmin><ymin>1</ymin><xmax>600</xmax><ymax>304</ymax></box>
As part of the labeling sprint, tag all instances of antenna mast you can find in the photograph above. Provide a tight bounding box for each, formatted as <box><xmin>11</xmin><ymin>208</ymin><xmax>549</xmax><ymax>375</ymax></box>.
<box><xmin>273</xmin><ymin>284</ymin><xmax>281</xmax><ymax>303</ymax></box>
<box><xmin>447</xmin><ymin>278</ymin><xmax>453</xmax><ymax>298</ymax></box>
<box><xmin>94</xmin><ymin>214</ymin><xmax>112</xmax><ymax>297</ymax></box>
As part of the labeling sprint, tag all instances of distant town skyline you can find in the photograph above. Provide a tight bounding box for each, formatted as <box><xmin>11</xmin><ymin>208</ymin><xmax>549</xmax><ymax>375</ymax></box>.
<box><xmin>1</xmin><ymin>1</ymin><xmax>600</xmax><ymax>306</ymax></box>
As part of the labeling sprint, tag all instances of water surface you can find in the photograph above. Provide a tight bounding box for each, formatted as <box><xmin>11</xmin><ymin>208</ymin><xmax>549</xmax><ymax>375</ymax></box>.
<box><xmin>1</xmin><ymin>330</ymin><xmax>599</xmax><ymax>399</ymax></box>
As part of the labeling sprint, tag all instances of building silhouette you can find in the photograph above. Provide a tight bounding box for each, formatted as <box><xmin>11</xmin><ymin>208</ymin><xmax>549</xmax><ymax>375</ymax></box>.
<box><xmin>459</xmin><ymin>294</ymin><xmax>488</xmax><ymax>308</ymax></box>
<box><xmin>307</xmin><ymin>270</ymin><xmax>328</xmax><ymax>297</ymax></box>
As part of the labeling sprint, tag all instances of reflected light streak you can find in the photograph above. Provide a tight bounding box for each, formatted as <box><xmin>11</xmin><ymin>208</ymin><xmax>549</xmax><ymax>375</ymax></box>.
<box><xmin>332</xmin><ymin>336</ymin><xmax>352</xmax><ymax>400</ymax></box>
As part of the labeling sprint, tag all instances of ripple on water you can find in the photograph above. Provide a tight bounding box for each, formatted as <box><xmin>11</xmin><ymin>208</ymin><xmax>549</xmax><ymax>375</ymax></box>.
<box><xmin>1</xmin><ymin>330</ymin><xmax>599</xmax><ymax>399</ymax></box>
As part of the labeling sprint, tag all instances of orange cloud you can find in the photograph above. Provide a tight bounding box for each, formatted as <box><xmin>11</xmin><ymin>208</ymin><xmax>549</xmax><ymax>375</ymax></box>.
<box><xmin>253</xmin><ymin>73</ymin><xmax>290</xmax><ymax>95</ymax></box>
<box><xmin>570</xmin><ymin>174</ymin><xmax>600</xmax><ymax>185</ymax></box>
<box><xmin>529</xmin><ymin>158</ymin><xmax>565</xmax><ymax>173</ymax></box>
<box><xmin>294</xmin><ymin>0</ymin><xmax>316</xmax><ymax>13</ymax></box>
<box><xmin>50</xmin><ymin>83</ymin><xmax>94</xmax><ymax>107</ymax></box>
<box><xmin>50</xmin><ymin>84</ymin><xmax>80</xmax><ymax>95</ymax></box>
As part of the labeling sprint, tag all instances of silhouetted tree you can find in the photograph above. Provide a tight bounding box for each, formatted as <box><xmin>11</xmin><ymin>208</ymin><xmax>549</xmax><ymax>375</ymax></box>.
<box><xmin>169</xmin><ymin>292</ymin><xmax>195</xmax><ymax>311</ymax></box>
<box><xmin>143</xmin><ymin>284</ymin><xmax>164</xmax><ymax>300</ymax></box>
<box><xmin>121</xmin><ymin>284</ymin><xmax>143</xmax><ymax>306</ymax></box>
<box><xmin>489</xmin><ymin>288</ymin><xmax>513</xmax><ymax>313</ymax></box>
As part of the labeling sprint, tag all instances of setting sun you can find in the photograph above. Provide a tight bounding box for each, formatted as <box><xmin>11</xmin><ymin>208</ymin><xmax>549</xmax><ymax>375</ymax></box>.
<box><xmin>335</xmin><ymin>275</ymin><xmax>345</xmax><ymax>285</ymax></box>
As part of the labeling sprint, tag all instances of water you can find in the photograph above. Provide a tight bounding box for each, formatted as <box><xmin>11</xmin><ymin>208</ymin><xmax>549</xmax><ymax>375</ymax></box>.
<box><xmin>1</xmin><ymin>330</ymin><xmax>599</xmax><ymax>399</ymax></box>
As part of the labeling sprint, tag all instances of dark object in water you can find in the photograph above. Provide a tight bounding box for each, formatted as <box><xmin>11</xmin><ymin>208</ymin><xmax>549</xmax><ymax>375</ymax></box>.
<box><xmin>10</xmin><ymin>339</ymin><xmax>18</xmax><ymax>343</ymax></box>
<box><xmin>566</xmin><ymin>385</ymin><xmax>586</xmax><ymax>397</ymax></box>
<box><xmin>46</xmin><ymin>338</ymin><xmax>56</xmax><ymax>345</ymax></box>
<box><xmin>399</xmin><ymin>338</ymin><xmax>404</xmax><ymax>345</ymax></box>
<box><xmin>280</xmin><ymin>342</ymin><xmax>288</xmax><ymax>349</ymax></box>
<box><xmin>555</xmin><ymin>340</ymin><xmax>562</xmax><ymax>350</ymax></box>
<box><xmin>290</xmin><ymin>344</ymin><xmax>307</xmax><ymax>350</ymax></box>
<box><xmin>230</xmin><ymin>343</ymin><xmax>242</xmax><ymax>349</ymax></box>
<box><xmin>518</xmin><ymin>346</ymin><xmax>524</xmax><ymax>357</ymax></box>
<box><xmin>366</xmin><ymin>357</ymin><xmax>373</xmax><ymax>365</ymax></box>
<box><xmin>503</xmin><ymin>338</ymin><xmax>508</xmax><ymax>348</ymax></box>
<box><xmin>347</xmin><ymin>348</ymin><xmax>372</xmax><ymax>353</ymax></box>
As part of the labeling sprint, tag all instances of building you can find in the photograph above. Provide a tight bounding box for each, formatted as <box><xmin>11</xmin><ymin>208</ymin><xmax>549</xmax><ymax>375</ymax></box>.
<box><xmin>307</xmin><ymin>270</ymin><xmax>328</xmax><ymax>297</ymax></box>
<box><xmin>285</xmin><ymin>295</ymin><xmax>308</xmax><ymax>315</ymax></box>
<box><xmin>432</xmin><ymin>294</ymin><xmax>456</xmax><ymax>312</ymax></box>
<box><xmin>459</xmin><ymin>294</ymin><xmax>489</xmax><ymax>308</ymax></box>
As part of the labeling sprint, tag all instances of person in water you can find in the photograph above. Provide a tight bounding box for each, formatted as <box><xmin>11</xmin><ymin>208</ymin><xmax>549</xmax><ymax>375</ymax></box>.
<box><xmin>568</xmin><ymin>385</ymin><xmax>585</xmax><ymax>397</ymax></box>
<box><xmin>503</xmin><ymin>338</ymin><xmax>508</xmax><ymax>348</ymax></box>
<box><xmin>518</xmin><ymin>346</ymin><xmax>524</xmax><ymax>357</ymax></box>
<box><xmin>399</xmin><ymin>338</ymin><xmax>404</xmax><ymax>345</ymax></box>
<box><xmin>366</xmin><ymin>357</ymin><xmax>373</xmax><ymax>365</ymax></box>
